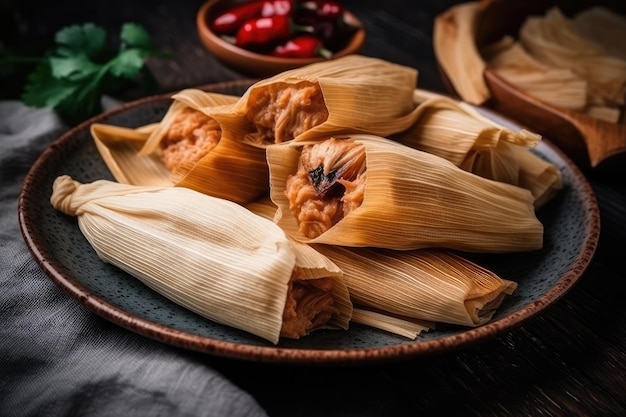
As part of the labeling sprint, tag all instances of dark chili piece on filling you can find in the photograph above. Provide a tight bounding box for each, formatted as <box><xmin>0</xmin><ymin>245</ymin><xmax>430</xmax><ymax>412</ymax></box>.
<box><xmin>309</xmin><ymin>165</ymin><xmax>347</xmax><ymax>198</ymax></box>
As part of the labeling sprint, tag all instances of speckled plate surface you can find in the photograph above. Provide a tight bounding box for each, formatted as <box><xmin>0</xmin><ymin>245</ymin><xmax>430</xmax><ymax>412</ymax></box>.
<box><xmin>18</xmin><ymin>80</ymin><xmax>600</xmax><ymax>364</ymax></box>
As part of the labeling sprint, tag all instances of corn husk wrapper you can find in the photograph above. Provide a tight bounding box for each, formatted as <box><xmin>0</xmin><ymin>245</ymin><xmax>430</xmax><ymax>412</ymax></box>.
<box><xmin>50</xmin><ymin>175</ymin><xmax>351</xmax><ymax>344</ymax></box>
<box><xmin>393</xmin><ymin>90</ymin><xmax>562</xmax><ymax>207</ymax></box>
<box><xmin>232</xmin><ymin>54</ymin><xmax>421</xmax><ymax>146</ymax></box>
<box><xmin>314</xmin><ymin>245</ymin><xmax>517</xmax><ymax>327</ymax></box>
<box><xmin>92</xmin><ymin>89</ymin><xmax>270</xmax><ymax>204</ymax></box>
<box><xmin>519</xmin><ymin>7</ymin><xmax>626</xmax><ymax>107</ymax></box>
<box><xmin>91</xmin><ymin>122</ymin><xmax>170</xmax><ymax>186</ymax></box>
<box><xmin>267</xmin><ymin>134</ymin><xmax>544</xmax><ymax>252</ymax></box>
<box><xmin>350</xmin><ymin>308</ymin><xmax>432</xmax><ymax>339</ymax></box>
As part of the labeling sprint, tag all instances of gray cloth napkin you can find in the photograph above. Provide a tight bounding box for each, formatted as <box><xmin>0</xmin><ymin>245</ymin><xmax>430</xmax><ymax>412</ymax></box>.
<box><xmin>0</xmin><ymin>101</ymin><xmax>268</xmax><ymax>417</ymax></box>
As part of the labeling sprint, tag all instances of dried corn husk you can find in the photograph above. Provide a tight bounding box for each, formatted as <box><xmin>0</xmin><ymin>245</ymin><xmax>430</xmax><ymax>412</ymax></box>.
<box><xmin>231</xmin><ymin>54</ymin><xmax>420</xmax><ymax>146</ymax></box>
<box><xmin>481</xmin><ymin>7</ymin><xmax>626</xmax><ymax>123</ymax></box>
<box><xmin>91</xmin><ymin>123</ymin><xmax>171</xmax><ymax>186</ymax></box>
<box><xmin>92</xmin><ymin>89</ymin><xmax>269</xmax><ymax>204</ymax></box>
<box><xmin>519</xmin><ymin>7</ymin><xmax>626</xmax><ymax>107</ymax></box>
<box><xmin>483</xmin><ymin>39</ymin><xmax>589</xmax><ymax>112</ymax></box>
<box><xmin>572</xmin><ymin>6</ymin><xmax>626</xmax><ymax>62</ymax></box>
<box><xmin>50</xmin><ymin>175</ymin><xmax>351</xmax><ymax>344</ymax></box>
<box><xmin>585</xmin><ymin>106</ymin><xmax>622</xmax><ymax>124</ymax></box>
<box><xmin>433</xmin><ymin>1</ymin><xmax>490</xmax><ymax>104</ymax></box>
<box><xmin>393</xmin><ymin>90</ymin><xmax>562</xmax><ymax>207</ymax></box>
<box><xmin>350</xmin><ymin>308</ymin><xmax>433</xmax><ymax>339</ymax></box>
<box><xmin>314</xmin><ymin>245</ymin><xmax>517</xmax><ymax>327</ymax></box>
<box><xmin>434</xmin><ymin>2</ymin><xmax>626</xmax><ymax>121</ymax></box>
<box><xmin>267</xmin><ymin>134</ymin><xmax>543</xmax><ymax>252</ymax></box>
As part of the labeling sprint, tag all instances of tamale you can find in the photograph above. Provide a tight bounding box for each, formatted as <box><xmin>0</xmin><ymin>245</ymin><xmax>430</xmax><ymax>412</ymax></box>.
<box><xmin>267</xmin><ymin>134</ymin><xmax>544</xmax><ymax>252</ymax></box>
<box><xmin>314</xmin><ymin>245</ymin><xmax>517</xmax><ymax>328</ymax></box>
<box><xmin>231</xmin><ymin>54</ymin><xmax>420</xmax><ymax>146</ymax></box>
<box><xmin>92</xmin><ymin>56</ymin><xmax>419</xmax><ymax>203</ymax></box>
<box><xmin>92</xmin><ymin>89</ymin><xmax>270</xmax><ymax>204</ymax></box>
<box><xmin>393</xmin><ymin>91</ymin><xmax>562</xmax><ymax>207</ymax></box>
<box><xmin>246</xmin><ymin>197</ymin><xmax>516</xmax><ymax>336</ymax></box>
<box><xmin>50</xmin><ymin>175</ymin><xmax>351</xmax><ymax>344</ymax></box>
<box><xmin>245</xmin><ymin>197</ymin><xmax>430</xmax><ymax>338</ymax></box>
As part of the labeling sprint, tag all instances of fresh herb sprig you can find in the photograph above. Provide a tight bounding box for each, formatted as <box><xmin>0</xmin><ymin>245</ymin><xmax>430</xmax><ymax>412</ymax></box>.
<box><xmin>20</xmin><ymin>22</ymin><xmax>167</xmax><ymax>125</ymax></box>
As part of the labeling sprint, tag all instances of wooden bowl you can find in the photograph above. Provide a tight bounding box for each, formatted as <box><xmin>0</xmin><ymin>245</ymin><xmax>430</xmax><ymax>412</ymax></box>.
<box><xmin>196</xmin><ymin>0</ymin><xmax>366</xmax><ymax>78</ymax></box>
<box><xmin>434</xmin><ymin>0</ymin><xmax>626</xmax><ymax>171</ymax></box>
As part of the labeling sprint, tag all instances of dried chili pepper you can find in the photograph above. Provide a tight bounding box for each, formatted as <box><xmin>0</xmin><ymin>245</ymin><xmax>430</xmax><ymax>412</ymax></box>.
<box><xmin>235</xmin><ymin>15</ymin><xmax>311</xmax><ymax>48</ymax></box>
<box><xmin>212</xmin><ymin>0</ymin><xmax>293</xmax><ymax>35</ymax></box>
<box><xmin>293</xmin><ymin>15</ymin><xmax>358</xmax><ymax>50</ymax></box>
<box><xmin>299</xmin><ymin>0</ymin><xmax>344</xmax><ymax>20</ymax></box>
<box><xmin>271</xmin><ymin>34</ymin><xmax>332</xmax><ymax>58</ymax></box>
<box><xmin>291</xmin><ymin>1</ymin><xmax>360</xmax><ymax>51</ymax></box>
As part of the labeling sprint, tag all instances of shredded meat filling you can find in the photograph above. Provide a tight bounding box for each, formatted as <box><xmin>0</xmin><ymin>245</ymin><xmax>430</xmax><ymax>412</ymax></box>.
<box><xmin>285</xmin><ymin>138</ymin><xmax>367</xmax><ymax>238</ymax></box>
<box><xmin>160</xmin><ymin>107</ymin><xmax>222</xmax><ymax>172</ymax></box>
<box><xmin>246</xmin><ymin>81</ymin><xmax>329</xmax><ymax>144</ymax></box>
<box><xmin>280</xmin><ymin>270</ymin><xmax>338</xmax><ymax>339</ymax></box>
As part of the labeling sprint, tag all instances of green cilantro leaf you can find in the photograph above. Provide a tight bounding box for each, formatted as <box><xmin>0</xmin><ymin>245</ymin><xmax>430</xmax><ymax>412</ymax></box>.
<box><xmin>109</xmin><ymin>49</ymin><xmax>145</xmax><ymax>79</ymax></box>
<box><xmin>22</xmin><ymin>62</ymin><xmax>80</xmax><ymax>108</ymax></box>
<box><xmin>20</xmin><ymin>22</ymin><xmax>167</xmax><ymax>125</ymax></box>
<box><xmin>120</xmin><ymin>23</ymin><xmax>153</xmax><ymax>50</ymax></box>
<box><xmin>55</xmin><ymin>23</ymin><xmax>106</xmax><ymax>58</ymax></box>
<box><xmin>49</xmin><ymin>55</ymin><xmax>100</xmax><ymax>81</ymax></box>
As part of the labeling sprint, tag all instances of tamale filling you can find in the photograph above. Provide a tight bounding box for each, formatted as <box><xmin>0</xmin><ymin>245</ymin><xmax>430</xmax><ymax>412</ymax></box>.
<box><xmin>285</xmin><ymin>138</ymin><xmax>367</xmax><ymax>238</ymax></box>
<box><xmin>281</xmin><ymin>270</ymin><xmax>338</xmax><ymax>339</ymax></box>
<box><xmin>160</xmin><ymin>107</ymin><xmax>222</xmax><ymax>172</ymax></box>
<box><xmin>246</xmin><ymin>81</ymin><xmax>329</xmax><ymax>144</ymax></box>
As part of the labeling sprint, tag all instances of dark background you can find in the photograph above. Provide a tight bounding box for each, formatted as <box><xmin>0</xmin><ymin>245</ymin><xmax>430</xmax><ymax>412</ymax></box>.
<box><xmin>1</xmin><ymin>1</ymin><xmax>625</xmax><ymax>416</ymax></box>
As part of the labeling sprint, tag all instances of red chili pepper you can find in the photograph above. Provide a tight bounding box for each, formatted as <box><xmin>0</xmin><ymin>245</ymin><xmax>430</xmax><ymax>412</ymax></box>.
<box><xmin>299</xmin><ymin>0</ymin><xmax>344</xmax><ymax>20</ymax></box>
<box><xmin>212</xmin><ymin>0</ymin><xmax>293</xmax><ymax>35</ymax></box>
<box><xmin>271</xmin><ymin>34</ymin><xmax>332</xmax><ymax>58</ymax></box>
<box><xmin>235</xmin><ymin>15</ymin><xmax>311</xmax><ymax>48</ymax></box>
<box><xmin>261</xmin><ymin>0</ymin><xmax>293</xmax><ymax>17</ymax></box>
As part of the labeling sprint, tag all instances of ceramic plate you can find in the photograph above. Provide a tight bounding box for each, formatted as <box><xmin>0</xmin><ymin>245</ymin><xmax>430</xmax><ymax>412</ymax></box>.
<box><xmin>18</xmin><ymin>80</ymin><xmax>600</xmax><ymax>364</ymax></box>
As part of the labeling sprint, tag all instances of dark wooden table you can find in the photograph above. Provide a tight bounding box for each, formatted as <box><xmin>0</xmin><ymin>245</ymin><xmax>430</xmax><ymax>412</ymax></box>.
<box><xmin>6</xmin><ymin>1</ymin><xmax>625</xmax><ymax>416</ymax></box>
